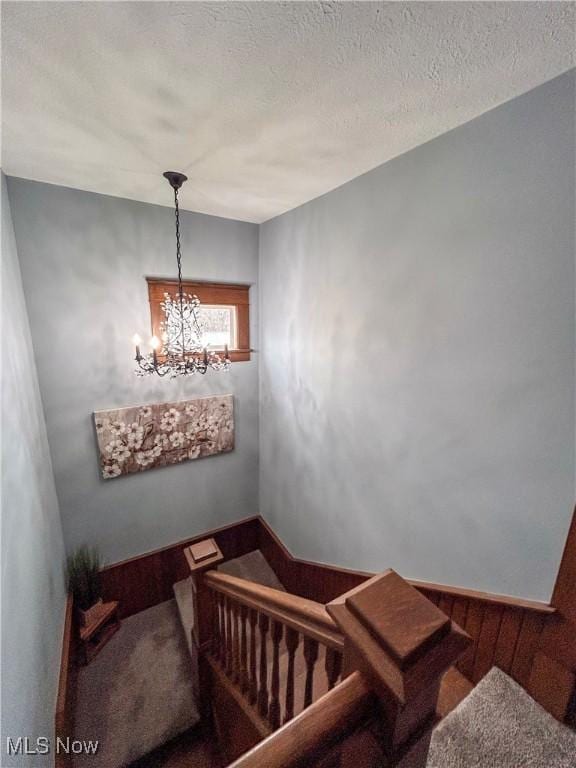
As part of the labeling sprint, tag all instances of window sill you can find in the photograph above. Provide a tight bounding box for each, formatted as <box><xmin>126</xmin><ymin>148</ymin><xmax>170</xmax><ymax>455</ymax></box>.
<box><xmin>227</xmin><ymin>349</ymin><xmax>251</xmax><ymax>363</ymax></box>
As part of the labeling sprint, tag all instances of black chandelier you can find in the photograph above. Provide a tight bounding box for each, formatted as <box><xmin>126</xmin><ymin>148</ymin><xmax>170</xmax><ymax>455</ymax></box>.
<box><xmin>132</xmin><ymin>172</ymin><xmax>231</xmax><ymax>378</ymax></box>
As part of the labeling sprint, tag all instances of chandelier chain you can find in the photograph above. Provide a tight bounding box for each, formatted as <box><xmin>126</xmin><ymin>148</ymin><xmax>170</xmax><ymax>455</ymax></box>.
<box><xmin>174</xmin><ymin>186</ymin><xmax>183</xmax><ymax>294</ymax></box>
<box><xmin>173</xmin><ymin>186</ymin><xmax>186</xmax><ymax>359</ymax></box>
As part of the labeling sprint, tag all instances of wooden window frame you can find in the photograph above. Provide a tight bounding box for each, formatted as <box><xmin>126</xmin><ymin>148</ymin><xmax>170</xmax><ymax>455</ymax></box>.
<box><xmin>146</xmin><ymin>278</ymin><xmax>251</xmax><ymax>362</ymax></box>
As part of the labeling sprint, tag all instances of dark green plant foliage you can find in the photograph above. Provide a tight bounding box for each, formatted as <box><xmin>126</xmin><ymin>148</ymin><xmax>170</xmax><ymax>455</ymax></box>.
<box><xmin>66</xmin><ymin>546</ymin><xmax>102</xmax><ymax>611</ymax></box>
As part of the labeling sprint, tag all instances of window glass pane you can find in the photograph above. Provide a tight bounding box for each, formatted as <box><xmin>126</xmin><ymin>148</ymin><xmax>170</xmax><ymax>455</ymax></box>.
<box><xmin>197</xmin><ymin>305</ymin><xmax>237</xmax><ymax>349</ymax></box>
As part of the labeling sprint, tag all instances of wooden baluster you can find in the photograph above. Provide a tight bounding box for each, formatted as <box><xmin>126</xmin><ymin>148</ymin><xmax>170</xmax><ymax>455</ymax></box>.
<box><xmin>225</xmin><ymin>596</ymin><xmax>233</xmax><ymax>675</ymax></box>
<box><xmin>232</xmin><ymin>601</ymin><xmax>241</xmax><ymax>683</ymax></box>
<box><xmin>211</xmin><ymin>589</ymin><xmax>220</xmax><ymax>659</ymax></box>
<box><xmin>218</xmin><ymin>592</ymin><xmax>226</xmax><ymax>666</ymax></box>
<box><xmin>303</xmin><ymin>636</ymin><xmax>319</xmax><ymax>709</ymax></box>
<box><xmin>325</xmin><ymin>647</ymin><xmax>342</xmax><ymax>690</ymax></box>
<box><xmin>248</xmin><ymin>609</ymin><xmax>258</xmax><ymax>705</ymax></box>
<box><xmin>240</xmin><ymin>605</ymin><xmax>249</xmax><ymax>692</ymax></box>
<box><xmin>283</xmin><ymin>627</ymin><xmax>299</xmax><ymax>724</ymax></box>
<box><xmin>269</xmin><ymin>620</ymin><xmax>283</xmax><ymax>729</ymax></box>
<box><xmin>257</xmin><ymin>613</ymin><xmax>270</xmax><ymax>718</ymax></box>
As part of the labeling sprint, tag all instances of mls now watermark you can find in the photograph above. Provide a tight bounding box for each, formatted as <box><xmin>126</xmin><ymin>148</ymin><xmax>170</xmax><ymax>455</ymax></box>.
<box><xmin>6</xmin><ymin>736</ymin><xmax>99</xmax><ymax>756</ymax></box>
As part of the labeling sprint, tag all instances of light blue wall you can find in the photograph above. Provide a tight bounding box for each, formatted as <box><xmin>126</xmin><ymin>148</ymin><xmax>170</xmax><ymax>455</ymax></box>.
<box><xmin>7</xmin><ymin>180</ymin><xmax>259</xmax><ymax>564</ymax></box>
<box><xmin>259</xmin><ymin>71</ymin><xmax>576</xmax><ymax>602</ymax></box>
<box><xmin>1</xmin><ymin>172</ymin><xmax>67</xmax><ymax>765</ymax></box>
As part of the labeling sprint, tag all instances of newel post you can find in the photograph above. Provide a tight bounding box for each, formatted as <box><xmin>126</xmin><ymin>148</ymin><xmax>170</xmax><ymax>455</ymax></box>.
<box><xmin>184</xmin><ymin>538</ymin><xmax>224</xmax><ymax>719</ymax></box>
<box><xmin>327</xmin><ymin>569</ymin><xmax>470</xmax><ymax>765</ymax></box>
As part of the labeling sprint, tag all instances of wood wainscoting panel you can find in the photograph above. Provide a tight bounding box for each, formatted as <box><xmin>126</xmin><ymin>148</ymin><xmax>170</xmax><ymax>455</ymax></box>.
<box><xmin>256</xmin><ymin>518</ymin><xmax>556</xmax><ymax>699</ymax></box>
<box><xmin>509</xmin><ymin>611</ymin><xmax>546</xmax><ymax>687</ymax></box>
<box><xmin>528</xmin><ymin>506</ymin><xmax>576</xmax><ymax>721</ymax></box>
<box><xmin>457</xmin><ymin>601</ymin><xmax>483</xmax><ymax>680</ymax></box>
<box><xmin>87</xmin><ymin>510</ymin><xmax>572</xmax><ymax>725</ymax></box>
<box><xmin>471</xmin><ymin>605</ymin><xmax>504</xmax><ymax>683</ymax></box>
<box><xmin>528</xmin><ymin>651</ymin><xmax>576</xmax><ymax>722</ymax></box>
<box><xmin>492</xmin><ymin>608</ymin><xmax>524</xmax><ymax>672</ymax></box>
<box><xmin>450</xmin><ymin>598</ymin><xmax>468</xmax><ymax>632</ymax></box>
<box><xmin>100</xmin><ymin>517</ymin><xmax>260</xmax><ymax>619</ymax></box>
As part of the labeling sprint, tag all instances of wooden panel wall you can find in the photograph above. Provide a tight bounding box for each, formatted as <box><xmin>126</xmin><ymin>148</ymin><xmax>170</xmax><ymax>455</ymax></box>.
<box><xmin>527</xmin><ymin>508</ymin><xmax>576</xmax><ymax>722</ymax></box>
<box><xmin>417</xmin><ymin>588</ymin><xmax>549</xmax><ymax>687</ymax></box>
<box><xmin>256</xmin><ymin>518</ymin><xmax>555</xmax><ymax>696</ymax></box>
<box><xmin>100</xmin><ymin>516</ymin><xmax>260</xmax><ymax>618</ymax></box>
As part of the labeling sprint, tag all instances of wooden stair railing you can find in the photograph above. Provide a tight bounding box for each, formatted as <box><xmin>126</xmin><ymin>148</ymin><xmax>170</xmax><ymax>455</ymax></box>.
<box><xmin>186</xmin><ymin>540</ymin><xmax>471</xmax><ymax>767</ymax></box>
<box><xmin>203</xmin><ymin>569</ymin><xmax>345</xmax><ymax>730</ymax></box>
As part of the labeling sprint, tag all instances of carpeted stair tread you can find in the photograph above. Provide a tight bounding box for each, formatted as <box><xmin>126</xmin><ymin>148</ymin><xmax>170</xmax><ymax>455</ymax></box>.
<box><xmin>400</xmin><ymin>666</ymin><xmax>576</xmax><ymax>768</ymax></box>
<box><xmin>73</xmin><ymin>600</ymin><xmax>199</xmax><ymax>768</ymax></box>
<box><xmin>219</xmin><ymin>549</ymin><xmax>286</xmax><ymax>591</ymax></box>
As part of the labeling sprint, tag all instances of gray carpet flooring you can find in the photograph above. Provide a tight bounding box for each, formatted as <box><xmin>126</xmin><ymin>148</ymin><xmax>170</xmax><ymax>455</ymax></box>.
<box><xmin>400</xmin><ymin>667</ymin><xmax>576</xmax><ymax>768</ymax></box>
<box><xmin>218</xmin><ymin>550</ymin><xmax>286</xmax><ymax>590</ymax></box>
<box><xmin>73</xmin><ymin>555</ymin><xmax>576</xmax><ymax>768</ymax></box>
<box><xmin>73</xmin><ymin>600</ymin><xmax>199</xmax><ymax>768</ymax></box>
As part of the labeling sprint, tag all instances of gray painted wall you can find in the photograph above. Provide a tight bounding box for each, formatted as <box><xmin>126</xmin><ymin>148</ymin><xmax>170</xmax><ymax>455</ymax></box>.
<box><xmin>7</xmin><ymin>179</ymin><xmax>259</xmax><ymax>565</ymax></box>
<box><xmin>259</xmin><ymin>71</ymin><xmax>575</xmax><ymax>602</ymax></box>
<box><xmin>1</xmin><ymin>172</ymin><xmax>67</xmax><ymax>765</ymax></box>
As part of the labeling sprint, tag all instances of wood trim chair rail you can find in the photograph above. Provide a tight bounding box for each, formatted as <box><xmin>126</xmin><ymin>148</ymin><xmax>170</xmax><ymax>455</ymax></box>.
<box><xmin>410</xmin><ymin>580</ymin><xmax>556</xmax><ymax>615</ymax></box>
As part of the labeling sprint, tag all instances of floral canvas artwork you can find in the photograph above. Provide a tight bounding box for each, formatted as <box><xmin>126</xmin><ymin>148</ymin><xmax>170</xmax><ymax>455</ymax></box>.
<box><xmin>94</xmin><ymin>395</ymin><xmax>234</xmax><ymax>479</ymax></box>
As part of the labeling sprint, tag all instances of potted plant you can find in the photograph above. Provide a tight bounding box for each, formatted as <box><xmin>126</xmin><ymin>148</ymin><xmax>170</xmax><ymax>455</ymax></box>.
<box><xmin>66</xmin><ymin>545</ymin><xmax>103</xmax><ymax>626</ymax></box>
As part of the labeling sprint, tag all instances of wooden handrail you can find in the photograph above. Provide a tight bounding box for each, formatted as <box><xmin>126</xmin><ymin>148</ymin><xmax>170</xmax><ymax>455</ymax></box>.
<box><xmin>190</xmin><ymin>542</ymin><xmax>472</xmax><ymax>765</ymax></box>
<box><xmin>227</xmin><ymin>671</ymin><xmax>373</xmax><ymax>768</ymax></box>
<box><xmin>204</xmin><ymin>570</ymin><xmax>344</xmax><ymax>650</ymax></box>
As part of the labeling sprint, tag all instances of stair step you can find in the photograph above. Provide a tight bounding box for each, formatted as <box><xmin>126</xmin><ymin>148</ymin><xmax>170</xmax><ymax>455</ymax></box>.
<box><xmin>401</xmin><ymin>667</ymin><xmax>576</xmax><ymax>767</ymax></box>
<box><xmin>173</xmin><ymin>549</ymin><xmax>286</xmax><ymax>659</ymax></box>
<box><xmin>219</xmin><ymin>550</ymin><xmax>286</xmax><ymax>591</ymax></box>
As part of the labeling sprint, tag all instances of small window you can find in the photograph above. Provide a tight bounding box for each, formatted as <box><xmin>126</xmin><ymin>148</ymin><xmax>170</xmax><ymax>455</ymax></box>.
<box><xmin>146</xmin><ymin>279</ymin><xmax>251</xmax><ymax>362</ymax></box>
<box><xmin>196</xmin><ymin>304</ymin><xmax>237</xmax><ymax>349</ymax></box>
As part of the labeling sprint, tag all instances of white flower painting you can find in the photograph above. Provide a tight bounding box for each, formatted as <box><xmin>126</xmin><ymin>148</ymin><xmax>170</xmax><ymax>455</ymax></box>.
<box><xmin>94</xmin><ymin>395</ymin><xmax>234</xmax><ymax>480</ymax></box>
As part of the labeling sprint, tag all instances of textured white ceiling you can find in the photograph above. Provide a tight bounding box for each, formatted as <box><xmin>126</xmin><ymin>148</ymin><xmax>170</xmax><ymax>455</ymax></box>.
<box><xmin>2</xmin><ymin>2</ymin><xmax>574</xmax><ymax>223</ymax></box>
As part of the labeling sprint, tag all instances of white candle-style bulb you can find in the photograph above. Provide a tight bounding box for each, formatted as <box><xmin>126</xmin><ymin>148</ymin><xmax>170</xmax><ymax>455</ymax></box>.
<box><xmin>132</xmin><ymin>333</ymin><xmax>142</xmax><ymax>346</ymax></box>
<box><xmin>149</xmin><ymin>335</ymin><xmax>161</xmax><ymax>350</ymax></box>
